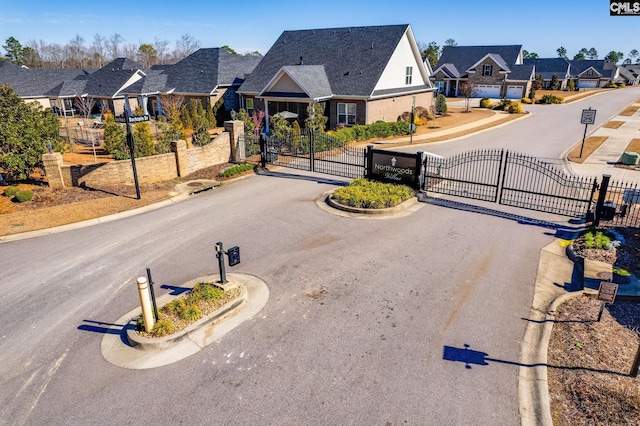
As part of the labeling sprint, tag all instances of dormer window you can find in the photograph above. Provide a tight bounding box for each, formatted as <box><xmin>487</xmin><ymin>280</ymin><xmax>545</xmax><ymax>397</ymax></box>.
<box><xmin>405</xmin><ymin>66</ymin><xmax>413</xmax><ymax>85</ymax></box>
<box><xmin>483</xmin><ymin>64</ymin><xmax>492</xmax><ymax>76</ymax></box>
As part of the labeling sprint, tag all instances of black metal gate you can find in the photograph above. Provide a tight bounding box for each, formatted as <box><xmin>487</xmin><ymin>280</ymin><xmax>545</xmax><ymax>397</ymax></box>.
<box><xmin>423</xmin><ymin>149</ymin><xmax>598</xmax><ymax>217</ymax></box>
<box><xmin>264</xmin><ymin>129</ymin><xmax>367</xmax><ymax>179</ymax></box>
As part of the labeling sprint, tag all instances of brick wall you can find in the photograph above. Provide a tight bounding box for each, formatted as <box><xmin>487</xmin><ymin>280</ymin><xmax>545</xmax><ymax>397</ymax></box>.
<box><xmin>45</xmin><ymin>123</ymin><xmax>241</xmax><ymax>189</ymax></box>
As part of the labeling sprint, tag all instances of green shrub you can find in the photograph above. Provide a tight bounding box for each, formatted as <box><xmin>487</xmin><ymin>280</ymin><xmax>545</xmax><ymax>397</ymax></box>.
<box><xmin>221</xmin><ymin>164</ymin><xmax>254</xmax><ymax>178</ymax></box>
<box><xmin>332</xmin><ymin>178</ymin><xmax>414</xmax><ymax>209</ymax></box>
<box><xmin>189</xmin><ymin>283</ymin><xmax>223</xmax><ymax>304</ymax></box>
<box><xmin>3</xmin><ymin>186</ymin><xmax>19</xmax><ymax>197</ymax></box>
<box><xmin>537</xmin><ymin>94</ymin><xmax>563</xmax><ymax>105</ymax></box>
<box><xmin>180</xmin><ymin>305</ymin><xmax>202</xmax><ymax>321</ymax></box>
<box><xmin>152</xmin><ymin>319</ymin><xmax>175</xmax><ymax>337</ymax></box>
<box><xmin>506</xmin><ymin>102</ymin><xmax>524</xmax><ymax>114</ymax></box>
<box><xmin>479</xmin><ymin>98</ymin><xmax>492</xmax><ymax>108</ymax></box>
<box><xmin>164</xmin><ymin>299</ymin><xmax>186</xmax><ymax>315</ymax></box>
<box><xmin>14</xmin><ymin>190</ymin><xmax>34</xmax><ymax>202</ymax></box>
<box><xmin>435</xmin><ymin>94</ymin><xmax>448</xmax><ymax>114</ymax></box>
<box><xmin>582</xmin><ymin>229</ymin><xmax>613</xmax><ymax>249</ymax></box>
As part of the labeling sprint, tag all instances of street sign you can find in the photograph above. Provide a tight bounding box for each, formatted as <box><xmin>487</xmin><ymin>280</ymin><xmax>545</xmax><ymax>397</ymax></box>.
<box><xmin>115</xmin><ymin>114</ymin><xmax>150</xmax><ymax>123</ymax></box>
<box><xmin>597</xmin><ymin>281</ymin><xmax>619</xmax><ymax>303</ymax></box>
<box><xmin>580</xmin><ymin>109</ymin><xmax>596</xmax><ymax>125</ymax></box>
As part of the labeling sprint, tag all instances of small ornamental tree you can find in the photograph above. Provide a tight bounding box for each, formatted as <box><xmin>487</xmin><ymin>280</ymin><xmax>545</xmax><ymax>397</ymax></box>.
<box><xmin>0</xmin><ymin>84</ymin><xmax>62</xmax><ymax>180</ymax></box>
<box><xmin>250</xmin><ymin>109</ymin><xmax>265</xmax><ymax>137</ymax></box>
<box><xmin>133</xmin><ymin>121</ymin><xmax>155</xmax><ymax>156</ymax></box>
<box><xmin>305</xmin><ymin>102</ymin><xmax>328</xmax><ymax>132</ymax></box>
<box><xmin>550</xmin><ymin>73</ymin><xmax>560</xmax><ymax>90</ymax></box>
<box><xmin>270</xmin><ymin>113</ymin><xmax>291</xmax><ymax>138</ymax></box>
<box><xmin>458</xmin><ymin>81</ymin><xmax>478</xmax><ymax>112</ymax></box>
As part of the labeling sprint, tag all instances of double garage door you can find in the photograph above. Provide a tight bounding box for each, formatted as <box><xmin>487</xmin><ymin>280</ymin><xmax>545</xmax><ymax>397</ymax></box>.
<box><xmin>578</xmin><ymin>80</ymin><xmax>598</xmax><ymax>89</ymax></box>
<box><xmin>475</xmin><ymin>85</ymin><xmax>500</xmax><ymax>98</ymax></box>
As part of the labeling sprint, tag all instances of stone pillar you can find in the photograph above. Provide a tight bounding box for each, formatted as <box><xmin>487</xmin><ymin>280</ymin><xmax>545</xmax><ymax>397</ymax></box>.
<box><xmin>42</xmin><ymin>153</ymin><xmax>65</xmax><ymax>189</ymax></box>
<box><xmin>224</xmin><ymin>120</ymin><xmax>245</xmax><ymax>163</ymax></box>
<box><xmin>171</xmin><ymin>140</ymin><xmax>189</xmax><ymax>177</ymax></box>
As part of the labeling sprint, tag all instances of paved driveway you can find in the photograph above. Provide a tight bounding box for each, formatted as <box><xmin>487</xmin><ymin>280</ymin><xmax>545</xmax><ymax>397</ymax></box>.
<box><xmin>0</xmin><ymin>168</ymin><xmax>567</xmax><ymax>425</ymax></box>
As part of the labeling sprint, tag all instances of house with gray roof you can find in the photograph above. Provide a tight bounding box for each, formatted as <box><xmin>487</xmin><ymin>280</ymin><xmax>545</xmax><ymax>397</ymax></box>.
<box><xmin>238</xmin><ymin>24</ymin><xmax>434</xmax><ymax>131</ymax></box>
<box><xmin>0</xmin><ymin>61</ymin><xmax>94</xmax><ymax>115</ymax></box>
<box><xmin>431</xmin><ymin>45</ymin><xmax>533</xmax><ymax>99</ymax></box>
<box><xmin>568</xmin><ymin>60</ymin><xmax>620</xmax><ymax>88</ymax></box>
<box><xmin>523</xmin><ymin>58</ymin><xmax>572</xmax><ymax>90</ymax></box>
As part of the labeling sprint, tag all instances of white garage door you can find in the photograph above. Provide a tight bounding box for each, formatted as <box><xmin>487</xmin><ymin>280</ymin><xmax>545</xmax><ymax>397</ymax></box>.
<box><xmin>578</xmin><ymin>80</ymin><xmax>597</xmax><ymax>89</ymax></box>
<box><xmin>475</xmin><ymin>85</ymin><xmax>501</xmax><ymax>98</ymax></box>
<box><xmin>506</xmin><ymin>86</ymin><xmax>523</xmax><ymax>99</ymax></box>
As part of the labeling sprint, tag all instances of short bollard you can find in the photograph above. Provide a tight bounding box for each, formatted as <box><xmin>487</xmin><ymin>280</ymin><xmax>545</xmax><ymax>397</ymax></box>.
<box><xmin>136</xmin><ymin>277</ymin><xmax>155</xmax><ymax>333</ymax></box>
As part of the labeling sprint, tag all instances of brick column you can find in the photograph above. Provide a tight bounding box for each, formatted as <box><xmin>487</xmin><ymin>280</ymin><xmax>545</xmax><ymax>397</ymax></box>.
<box><xmin>42</xmin><ymin>153</ymin><xmax>65</xmax><ymax>189</ymax></box>
<box><xmin>224</xmin><ymin>120</ymin><xmax>245</xmax><ymax>163</ymax></box>
<box><xmin>171</xmin><ymin>140</ymin><xmax>189</xmax><ymax>177</ymax></box>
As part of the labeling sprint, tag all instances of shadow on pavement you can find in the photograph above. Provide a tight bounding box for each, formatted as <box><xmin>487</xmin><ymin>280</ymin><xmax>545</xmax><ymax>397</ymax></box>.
<box><xmin>443</xmin><ymin>344</ymin><xmax>629</xmax><ymax>376</ymax></box>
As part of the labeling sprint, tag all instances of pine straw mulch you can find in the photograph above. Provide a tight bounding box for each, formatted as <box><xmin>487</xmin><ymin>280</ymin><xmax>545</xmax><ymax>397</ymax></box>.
<box><xmin>549</xmin><ymin>227</ymin><xmax>640</xmax><ymax>425</ymax></box>
<box><xmin>548</xmin><ymin>296</ymin><xmax>640</xmax><ymax>426</ymax></box>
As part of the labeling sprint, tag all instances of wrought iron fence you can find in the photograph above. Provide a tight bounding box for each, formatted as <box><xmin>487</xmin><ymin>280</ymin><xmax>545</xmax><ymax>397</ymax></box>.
<box><xmin>595</xmin><ymin>178</ymin><xmax>640</xmax><ymax>228</ymax></box>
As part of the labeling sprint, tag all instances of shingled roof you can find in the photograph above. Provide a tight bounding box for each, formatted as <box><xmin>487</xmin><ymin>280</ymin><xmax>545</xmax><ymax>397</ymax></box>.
<box><xmin>523</xmin><ymin>58</ymin><xmax>571</xmax><ymax>80</ymax></box>
<box><xmin>435</xmin><ymin>45</ymin><xmax>523</xmax><ymax>77</ymax></box>
<box><xmin>159</xmin><ymin>48</ymin><xmax>261</xmax><ymax>95</ymax></box>
<box><xmin>238</xmin><ymin>24</ymin><xmax>415</xmax><ymax>97</ymax></box>
<box><xmin>83</xmin><ymin>58</ymin><xmax>146</xmax><ymax>98</ymax></box>
<box><xmin>0</xmin><ymin>61</ymin><xmax>93</xmax><ymax>98</ymax></box>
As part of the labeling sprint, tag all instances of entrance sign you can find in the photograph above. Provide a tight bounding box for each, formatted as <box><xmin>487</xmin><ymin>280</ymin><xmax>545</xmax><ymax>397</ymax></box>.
<box><xmin>597</xmin><ymin>281</ymin><xmax>619</xmax><ymax>303</ymax></box>
<box><xmin>580</xmin><ymin>109</ymin><xmax>596</xmax><ymax>125</ymax></box>
<box><xmin>367</xmin><ymin>149</ymin><xmax>422</xmax><ymax>188</ymax></box>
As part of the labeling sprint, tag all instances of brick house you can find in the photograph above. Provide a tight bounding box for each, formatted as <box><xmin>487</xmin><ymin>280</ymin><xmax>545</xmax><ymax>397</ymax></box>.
<box><xmin>237</xmin><ymin>24</ymin><xmax>435</xmax><ymax>131</ymax></box>
<box><xmin>431</xmin><ymin>45</ymin><xmax>534</xmax><ymax>99</ymax></box>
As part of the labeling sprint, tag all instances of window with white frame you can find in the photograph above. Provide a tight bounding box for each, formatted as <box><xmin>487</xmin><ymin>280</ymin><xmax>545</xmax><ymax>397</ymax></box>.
<box><xmin>405</xmin><ymin>66</ymin><xmax>413</xmax><ymax>85</ymax></box>
<box><xmin>483</xmin><ymin>64</ymin><xmax>492</xmax><ymax>76</ymax></box>
<box><xmin>435</xmin><ymin>81</ymin><xmax>445</xmax><ymax>94</ymax></box>
<box><xmin>587</xmin><ymin>70</ymin><xmax>593</xmax><ymax>77</ymax></box>
<box><xmin>337</xmin><ymin>103</ymin><xmax>356</xmax><ymax>126</ymax></box>
<box><xmin>246</xmin><ymin>98</ymin><xmax>254</xmax><ymax>111</ymax></box>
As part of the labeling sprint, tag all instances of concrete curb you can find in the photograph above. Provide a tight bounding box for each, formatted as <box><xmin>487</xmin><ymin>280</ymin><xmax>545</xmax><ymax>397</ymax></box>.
<box><xmin>100</xmin><ymin>273</ymin><xmax>269</xmax><ymax>370</ymax></box>
<box><xmin>315</xmin><ymin>190</ymin><xmax>424</xmax><ymax>219</ymax></box>
<box><xmin>0</xmin><ymin>192</ymin><xmax>190</xmax><ymax>244</ymax></box>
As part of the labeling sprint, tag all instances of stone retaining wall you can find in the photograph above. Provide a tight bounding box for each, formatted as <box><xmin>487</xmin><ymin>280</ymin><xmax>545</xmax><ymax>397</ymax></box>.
<box><xmin>44</xmin><ymin>120</ymin><xmax>243</xmax><ymax>189</ymax></box>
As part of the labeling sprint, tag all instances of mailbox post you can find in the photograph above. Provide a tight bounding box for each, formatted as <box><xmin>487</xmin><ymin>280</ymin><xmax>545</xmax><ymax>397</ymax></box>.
<box><xmin>215</xmin><ymin>242</ymin><xmax>241</xmax><ymax>284</ymax></box>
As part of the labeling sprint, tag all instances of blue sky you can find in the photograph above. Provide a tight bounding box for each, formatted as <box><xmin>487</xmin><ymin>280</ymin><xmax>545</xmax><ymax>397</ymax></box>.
<box><xmin>1</xmin><ymin>0</ymin><xmax>638</xmax><ymax>60</ymax></box>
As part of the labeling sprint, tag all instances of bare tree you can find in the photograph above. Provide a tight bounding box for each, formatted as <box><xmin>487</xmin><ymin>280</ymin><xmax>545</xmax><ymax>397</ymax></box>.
<box><xmin>66</xmin><ymin>34</ymin><xmax>86</xmax><ymax>68</ymax></box>
<box><xmin>153</xmin><ymin>38</ymin><xmax>170</xmax><ymax>64</ymax></box>
<box><xmin>74</xmin><ymin>94</ymin><xmax>96</xmax><ymax>118</ymax></box>
<box><xmin>108</xmin><ymin>33</ymin><xmax>124</xmax><ymax>59</ymax></box>
<box><xmin>158</xmin><ymin>93</ymin><xmax>185</xmax><ymax>121</ymax></box>
<box><xmin>89</xmin><ymin>34</ymin><xmax>107</xmax><ymax>68</ymax></box>
<box><xmin>121</xmin><ymin>43</ymin><xmax>138</xmax><ymax>61</ymax></box>
<box><xmin>458</xmin><ymin>81</ymin><xmax>478</xmax><ymax>112</ymax></box>
<box><xmin>172</xmin><ymin>33</ymin><xmax>200</xmax><ymax>61</ymax></box>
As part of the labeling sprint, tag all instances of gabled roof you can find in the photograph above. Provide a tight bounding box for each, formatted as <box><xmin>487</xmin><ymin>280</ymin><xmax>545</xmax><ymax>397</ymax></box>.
<box><xmin>435</xmin><ymin>45</ymin><xmax>522</xmax><ymax>77</ymax></box>
<box><xmin>83</xmin><ymin>58</ymin><xmax>147</xmax><ymax>98</ymax></box>
<box><xmin>466</xmin><ymin>53</ymin><xmax>511</xmax><ymax>73</ymax></box>
<box><xmin>523</xmin><ymin>58</ymin><xmax>571</xmax><ymax>80</ymax></box>
<box><xmin>160</xmin><ymin>48</ymin><xmax>261</xmax><ymax>95</ymax></box>
<box><xmin>259</xmin><ymin>65</ymin><xmax>332</xmax><ymax>100</ymax></box>
<box><xmin>238</xmin><ymin>24</ymin><xmax>418</xmax><ymax>97</ymax></box>
<box><xmin>0</xmin><ymin>61</ymin><xmax>93</xmax><ymax>98</ymax></box>
<box><xmin>433</xmin><ymin>63</ymin><xmax>462</xmax><ymax>78</ymax></box>
<box><xmin>567</xmin><ymin>60</ymin><xmax>612</xmax><ymax>78</ymax></box>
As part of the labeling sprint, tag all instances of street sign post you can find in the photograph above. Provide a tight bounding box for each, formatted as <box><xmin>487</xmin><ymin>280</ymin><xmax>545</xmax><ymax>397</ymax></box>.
<box><xmin>579</xmin><ymin>108</ymin><xmax>596</xmax><ymax>158</ymax></box>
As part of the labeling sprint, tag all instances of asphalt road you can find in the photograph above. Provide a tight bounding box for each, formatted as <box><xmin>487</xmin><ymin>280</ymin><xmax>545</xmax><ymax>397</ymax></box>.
<box><xmin>1</xmin><ymin>88</ymin><xmax>638</xmax><ymax>425</ymax></box>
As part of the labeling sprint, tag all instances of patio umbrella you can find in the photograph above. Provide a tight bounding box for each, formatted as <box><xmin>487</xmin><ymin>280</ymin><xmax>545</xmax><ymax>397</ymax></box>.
<box><xmin>273</xmin><ymin>111</ymin><xmax>298</xmax><ymax>119</ymax></box>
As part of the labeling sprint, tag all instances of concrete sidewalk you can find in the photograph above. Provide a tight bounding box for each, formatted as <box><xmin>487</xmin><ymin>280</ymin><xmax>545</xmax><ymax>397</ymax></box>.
<box><xmin>566</xmin><ymin>101</ymin><xmax>640</xmax><ymax>182</ymax></box>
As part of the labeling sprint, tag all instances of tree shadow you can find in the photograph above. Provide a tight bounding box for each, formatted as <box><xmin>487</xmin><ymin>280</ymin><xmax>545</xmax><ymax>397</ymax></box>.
<box><xmin>443</xmin><ymin>344</ymin><xmax>629</xmax><ymax>376</ymax></box>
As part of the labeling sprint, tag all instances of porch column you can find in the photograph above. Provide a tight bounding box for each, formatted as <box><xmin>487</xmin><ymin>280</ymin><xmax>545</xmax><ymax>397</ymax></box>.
<box><xmin>155</xmin><ymin>95</ymin><xmax>163</xmax><ymax>117</ymax></box>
